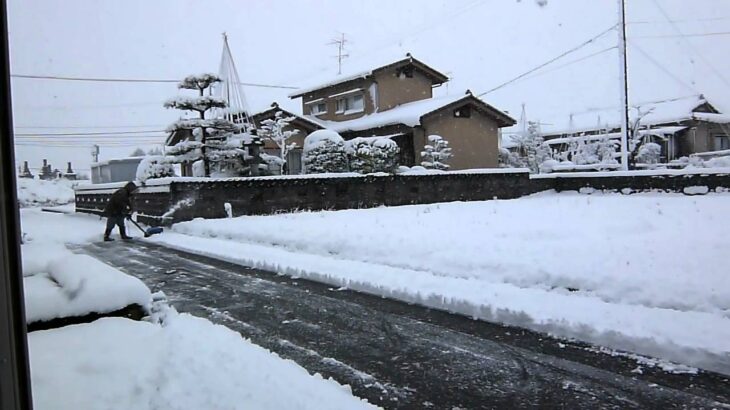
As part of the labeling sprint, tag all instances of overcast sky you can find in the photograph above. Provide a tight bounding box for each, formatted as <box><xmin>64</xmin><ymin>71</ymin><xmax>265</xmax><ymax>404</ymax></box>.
<box><xmin>8</xmin><ymin>0</ymin><xmax>730</xmax><ymax>173</ymax></box>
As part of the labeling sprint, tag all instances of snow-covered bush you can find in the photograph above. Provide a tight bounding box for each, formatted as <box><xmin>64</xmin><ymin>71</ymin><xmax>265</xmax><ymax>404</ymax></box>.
<box><xmin>136</xmin><ymin>156</ymin><xmax>176</xmax><ymax>183</ymax></box>
<box><xmin>499</xmin><ymin>148</ymin><xmax>524</xmax><ymax>168</ymax></box>
<box><xmin>347</xmin><ymin>137</ymin><xmax>400</xmax><ymax>174</ymax></box>
<box><xmin>372</xmin><ymin>138</ymin><xmax>400</xmax><ymax>173</ymax></box>
<box><xmin>636</xmin><ymin>142</ymin><xmax>662</xmax><ymax>164</ymax></box>
<box><xmin>303</xmin><ymin>130</ymin><xmax>349</xmax><ymax>174</ymax></box>
<box><xmin>421</xmin><ymin>135</ymin><xmax>452</xmax><ymax>170</ymax></box>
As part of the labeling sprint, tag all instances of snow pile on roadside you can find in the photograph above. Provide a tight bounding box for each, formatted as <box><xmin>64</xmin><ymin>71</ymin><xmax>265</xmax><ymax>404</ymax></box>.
<box><xmin>20</xmin><ymin>208</ymin><xmax>105</xmax><ymax>244</ymax></box>
<box><xmin>154</xmin><ymin>191</ymin><xmax>730</xmax><ymax>374</ymax></box>
<box><xmin>29</xmin><ymin>313</ymin><xmax>377</xmax><ymax>410</ymax></box>
<box><xmin>23</xmin><ymin>244</ymin><xmax>151</xmax><ymax>323</ymax></box>
<box><xmin>16</xmin><ymin>178</ymin><xmax>80</xmax><ymax>207</ymax></box>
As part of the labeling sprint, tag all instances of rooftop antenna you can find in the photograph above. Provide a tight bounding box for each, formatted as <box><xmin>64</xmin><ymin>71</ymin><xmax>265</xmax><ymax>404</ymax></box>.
<box><xmin>328</xmin><ymin>32</ymin><xmax>349</xmax><ymax>75</ymax></box>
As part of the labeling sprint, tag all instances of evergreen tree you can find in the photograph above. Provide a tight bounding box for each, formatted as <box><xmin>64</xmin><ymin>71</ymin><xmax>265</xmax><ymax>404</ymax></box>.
<box><xmin>164</xmin><ymin>74</ymin><xmax>250</xmax><ymax>177</ymax></box>
<box><xmin>421</xmin><ymin>135</ymin><xmax>453</xmax><ymax>170</ymax></box>
<box><xmin>258</xmin><ymin>111</ymin><xmax>299</xmax><ymax>174</ymax></box>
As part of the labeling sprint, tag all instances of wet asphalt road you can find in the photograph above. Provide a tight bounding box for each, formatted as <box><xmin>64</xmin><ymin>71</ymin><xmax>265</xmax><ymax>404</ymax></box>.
<box><xmin>80</xmin><ymin>240</ymin><xmax>730</xmax><ymax>409</ymax></box>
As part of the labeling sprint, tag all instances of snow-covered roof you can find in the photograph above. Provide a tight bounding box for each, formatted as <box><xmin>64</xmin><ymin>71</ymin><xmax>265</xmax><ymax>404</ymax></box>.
<box><xmin>306</xmin><ymin>94</ymin><xmax>514</xmax><ymax>134</ymax></box>
<box><xmin>524</xmin><ymin>95</ymin><xmax>717</xmax><ymax>137</ymax></box>
<box><xmin>288</xmin><ymin>53</ymin><xmax>449</xmax><ymax>98</ymax></box>
<box><xmin>691</xmin><ymin>112</ymin><xmax>730</xmax><ymax>124</ymax></box>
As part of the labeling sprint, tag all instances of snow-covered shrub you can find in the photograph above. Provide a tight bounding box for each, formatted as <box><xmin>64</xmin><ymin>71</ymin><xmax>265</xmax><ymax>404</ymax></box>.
<box><xmin>346</xmin><ymin>137</ymin><xmax>400</xmax><ymax>174</ymax></box>
<box><xmin>421</xmin><ymin>135</ymin><xmax>452</xmax><ymax>170</ymax></box>
<box><xmin>705</xmin><ymin>155</ymin><xmax>730</xmax><ymax>168</ymax></box>
<box><xmin>372</xmin><ymin>138</ymin><xmax>400</xmax><ymax>173</ymax></box>
<box><xmin>136</xmin><ymin>156</ymin><xmax>176</xmax><ymax>183</ymax></box>
<box><xmin>499</xmin><ymin>148</ymin><xmax>524</xmax><ymax>168</ymax></box>
<box><xmin>303</xmin><ymin>130</ymin><xmax>349</xmax><ymax>174</ymax></box>
<box><xmin>636</xmin><ymin>142</ymin><xmax>662</xmax><ymax>164</ymax></box>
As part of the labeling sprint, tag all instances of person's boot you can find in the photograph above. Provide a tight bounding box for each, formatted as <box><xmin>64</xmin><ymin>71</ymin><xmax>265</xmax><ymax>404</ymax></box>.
<box><xmin>120</xmin><ymin>226</ymin><xmax>133</xmax><ymax>240</ymax></box>
<box><xmin>104</xmin><ymin>235</ymin><xmax>114</xmax><ymax>242</ymax></box>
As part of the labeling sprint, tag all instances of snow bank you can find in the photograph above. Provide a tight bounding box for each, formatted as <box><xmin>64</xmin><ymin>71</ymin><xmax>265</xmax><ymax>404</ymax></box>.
<box><xmin>24</xmin><ymin>252</ymin><xmax>151</xmax><ymax>323</ymax></box>
<box><xmin>16</xmin><ymin>178</ymin><xmax>80</xmax><ymax>207</ymax></box>
<box><xmin>29</xmin><ymin>314</ymin><xmax>376</xmax><ymax>410</ymax></box>
<box><xmin>153</xmin><ymin>191</ymin><xmax>730</xmax><ymax>374</ymax></box>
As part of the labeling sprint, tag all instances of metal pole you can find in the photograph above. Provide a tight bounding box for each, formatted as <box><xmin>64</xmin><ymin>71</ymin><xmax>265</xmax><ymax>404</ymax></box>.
<box><xmin>617</xmin><ymin>0</ymin><xmax>630</xmax><ymax>170</ymax></box>
<box><xmin>0</xmin><ymin>0</ymin><xmax>35</xmax><ymax>407</ymax></box>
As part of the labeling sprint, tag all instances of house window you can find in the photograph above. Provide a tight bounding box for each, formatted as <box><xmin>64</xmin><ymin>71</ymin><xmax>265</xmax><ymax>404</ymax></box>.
<box><xmin>454</xmin><ymin>106</ymin><xmax>471</xmax><ymax>118</ymax></box>
<box><xmin>310</xmin><ymin>102</ymin><xmax>326</xmax><ymax>116</ymax></box>
<box><xmin>714</xmin><ymin>135</ymin><xmax>729</xmax><ymax>151</ymax></box>
<box><xmin>336</xmin><ymin>94</ymin><xmax>364</xmax><ymax>114</ymax></box>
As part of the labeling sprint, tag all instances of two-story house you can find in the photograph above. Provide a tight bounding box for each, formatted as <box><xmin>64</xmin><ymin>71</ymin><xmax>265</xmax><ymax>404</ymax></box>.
<box><xmin>280</xmin><ymin>53</ymin><xmax>516</xmax><ymax>171</ymax></box>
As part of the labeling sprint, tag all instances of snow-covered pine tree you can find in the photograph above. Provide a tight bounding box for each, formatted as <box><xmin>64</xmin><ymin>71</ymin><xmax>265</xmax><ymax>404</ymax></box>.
<box><xmin>512</xmin><ymin>122</ymin><xmax>551</xmax><ymax>173</ymax></box>
<box><xmin>136</xmin><ymin>155</ymin><xmax>176</xmax><ymax>183</ymax></box>
<box><xmin>164</xmin><ymin>74</ymin><xmax>248</xmax><ymax>177</ymax></box>
<box><xmin>421</xmin><ymin>135</ymin><xmax>453</xmax><ymax>170</ymax></box>
<box><xmin>303</xmin><ymin>130</ymin><xmax>349</xmax><ymax>174</ymax></box>
<box><xmin>258</xmin><ymin>111</ymin><xmax>299</xmax><ymax>174</ymax></box>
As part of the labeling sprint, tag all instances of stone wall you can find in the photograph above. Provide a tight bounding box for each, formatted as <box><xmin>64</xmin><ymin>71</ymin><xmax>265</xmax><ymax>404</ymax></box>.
<box><xmin>75</xmin><ymin>170</ymin><xmax>730</xmax><ymax>226</ymax></box>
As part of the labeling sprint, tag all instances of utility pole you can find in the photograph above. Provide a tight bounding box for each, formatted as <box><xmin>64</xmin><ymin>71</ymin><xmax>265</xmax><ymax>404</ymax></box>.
<box><xmin>91</xmin><ymin>144</ymin><xmax>99</xmax><ymax>163</ymax></box>
<box><xmin>328</xmin><ymin>33</ymin><xmax>349</xmax><ymax>75</ymax></box>
<box><xmin>617</xmin><ymin>0</ymin><xmax>630</xmax><ymax>171</ymax></box>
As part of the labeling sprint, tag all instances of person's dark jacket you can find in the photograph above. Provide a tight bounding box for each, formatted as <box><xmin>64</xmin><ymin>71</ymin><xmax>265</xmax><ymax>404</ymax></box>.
<box><xmin>103</xmin><ymin>182</ymin><xmax>137</xmax><ymax>217</ymax></box>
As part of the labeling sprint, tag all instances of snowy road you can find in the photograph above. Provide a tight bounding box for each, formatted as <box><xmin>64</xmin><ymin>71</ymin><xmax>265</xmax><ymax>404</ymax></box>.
<box><xmin>80</xmin><ymin>241</ymin><xmax>729</xmax><ymax>409</ymax></box>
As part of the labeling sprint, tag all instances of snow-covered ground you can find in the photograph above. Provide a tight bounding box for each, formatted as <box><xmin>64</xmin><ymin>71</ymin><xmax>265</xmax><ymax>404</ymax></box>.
<box><xmin>152</xmin><ymin>191</ymin><xmax>730</xmax><ymax>375</ymax></box>
<box><xmin>21</xmin><ymin>204</ymin><xmax>377</xmax><ymax>409</ymax></box>
<box><xmin>16</xmin><ymin>178</ymin><xmax>80</xmax><ymax>207</ymax></box>
<box><xmin>29</xmin><ymin>310</ymin><xmax>376</xmax><ymax>410</ymax></box>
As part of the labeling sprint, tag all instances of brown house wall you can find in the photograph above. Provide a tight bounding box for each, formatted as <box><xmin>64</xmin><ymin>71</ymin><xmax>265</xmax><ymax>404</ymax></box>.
<box><xmin>373</xmin><ymin>69</ymin><xmax>433</xmax><ymax>111</ymax></box>
<box><xmin>421</xmin><ymin>109</ymin><xmax>500</xmax><ymax>169</ymax></box>
<box><xmin>301</xmin><ymin>78</ymin><xmax>375</xmax><ymax>121</ymax></box>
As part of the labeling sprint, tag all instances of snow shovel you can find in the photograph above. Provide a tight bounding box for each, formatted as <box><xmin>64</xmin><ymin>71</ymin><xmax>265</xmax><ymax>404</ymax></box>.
<box><xmin>126</xmin><ymin>216</ymin><xmax>164</xmax><ymax>238</ymax></box>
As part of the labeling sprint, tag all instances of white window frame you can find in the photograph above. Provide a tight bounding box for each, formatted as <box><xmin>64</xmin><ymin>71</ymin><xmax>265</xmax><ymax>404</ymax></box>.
<box><xmin>336</xmin><ymin>93</ymin><xmax>364</xmax><ymax>115</ymax></box>
<box><xmin>310</xmin><ymin>102</ymin><xmax>326</xmax><ymax>116</ymax></box>
<box><xmin>713</xmin><ymin>135</ymin><xmax>729</xmax><ymax>151</ymax></box>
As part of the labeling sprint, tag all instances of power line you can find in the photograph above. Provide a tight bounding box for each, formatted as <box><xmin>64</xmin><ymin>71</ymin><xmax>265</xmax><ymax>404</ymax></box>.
<box><xmin>650</xmin><ymin>0</ymin><xmax>730</xmax><ymax>90</ymax></box>
<box><xmin>628</xmin><ymin>16</ymin><xmax>730</xmax><ymax>25</ymax></box>
<box><xmin>14</xmin><ymin>130</ymin><xmax>166</xmax><ymax>136</ymax></box>
<box><xmin>14</xmin><ymin>124</ymin><xmax>167</xmax><ymax>129</ymax></box>
<box><xmin>633</xmin><ymin>31</ymin><xmax>730</xmax><ymax>39</ymax></box>
<box><xmin>477</xmin><ymin>24</ymin><xmax>617</xmax><ymax>97</ymax></box>
<box><xmin>518</xmin><ymin>46</ymin><xmax>617</xmax><ymax>82</ymax></box>
<box><xmin>10</xmin><ymin>74</ymin><xmax>299</xmax><ymax>90</ymax></box>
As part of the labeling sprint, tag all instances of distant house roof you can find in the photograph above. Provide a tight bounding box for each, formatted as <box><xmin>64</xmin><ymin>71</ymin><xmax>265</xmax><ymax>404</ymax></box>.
<box><xmin>533</xmin><ymin>94</ymin><xmax>721</xmax><ymax>137</ymax></box>
<box><xmin>251</xmin><ymin>103</ymin><xmax>324</xmax><ymax>132</ymax></box>
<box><xmin>288</xmin><ymin>53</ymin><xmax>450</xmax><ymax>98</ymax></box>
<box><xmin>306</xmin><ymin>92</ymin><xmax>515</xmax><ymax>133</ymax></box>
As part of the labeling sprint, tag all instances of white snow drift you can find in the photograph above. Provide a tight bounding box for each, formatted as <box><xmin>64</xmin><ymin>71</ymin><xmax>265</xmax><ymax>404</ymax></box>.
<box><xmin>154</xmin><ymin>191</ymin><xmax>730</xmax><ymax>375</ymax></box>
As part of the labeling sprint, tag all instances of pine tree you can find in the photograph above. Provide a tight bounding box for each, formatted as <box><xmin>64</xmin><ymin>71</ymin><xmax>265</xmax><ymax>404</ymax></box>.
<box><xmin>512</xmin><ymin>122</ymin><xmax>551</xmax><ymax>173</ymax></box>
<box><xmin>164</xmin><ymin>74</ymin><xmax>249</xmax><ymax>177</ymax></box>
<box><xmin>258</xmin><ymin>111</ymin><xmax>299</xmax><ymax>174</ymax></box>
<box><xmin>421</xmin><ymin>135</ymin><xmax>453</xmax><ymax>170</ymax></box>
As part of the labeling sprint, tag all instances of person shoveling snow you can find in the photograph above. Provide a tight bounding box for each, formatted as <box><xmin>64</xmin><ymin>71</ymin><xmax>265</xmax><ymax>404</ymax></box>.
<box><xmin>103</xmin><ymin>181</ymin><xmax>138</xmax><ymax>242</ymax></box>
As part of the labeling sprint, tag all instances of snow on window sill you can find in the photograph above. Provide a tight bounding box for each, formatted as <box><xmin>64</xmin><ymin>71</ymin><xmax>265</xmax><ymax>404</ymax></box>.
<box><xmin>342</xmin><ymin>108</ymin><xmax>364</xmax><ymax>115</ymax></box>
